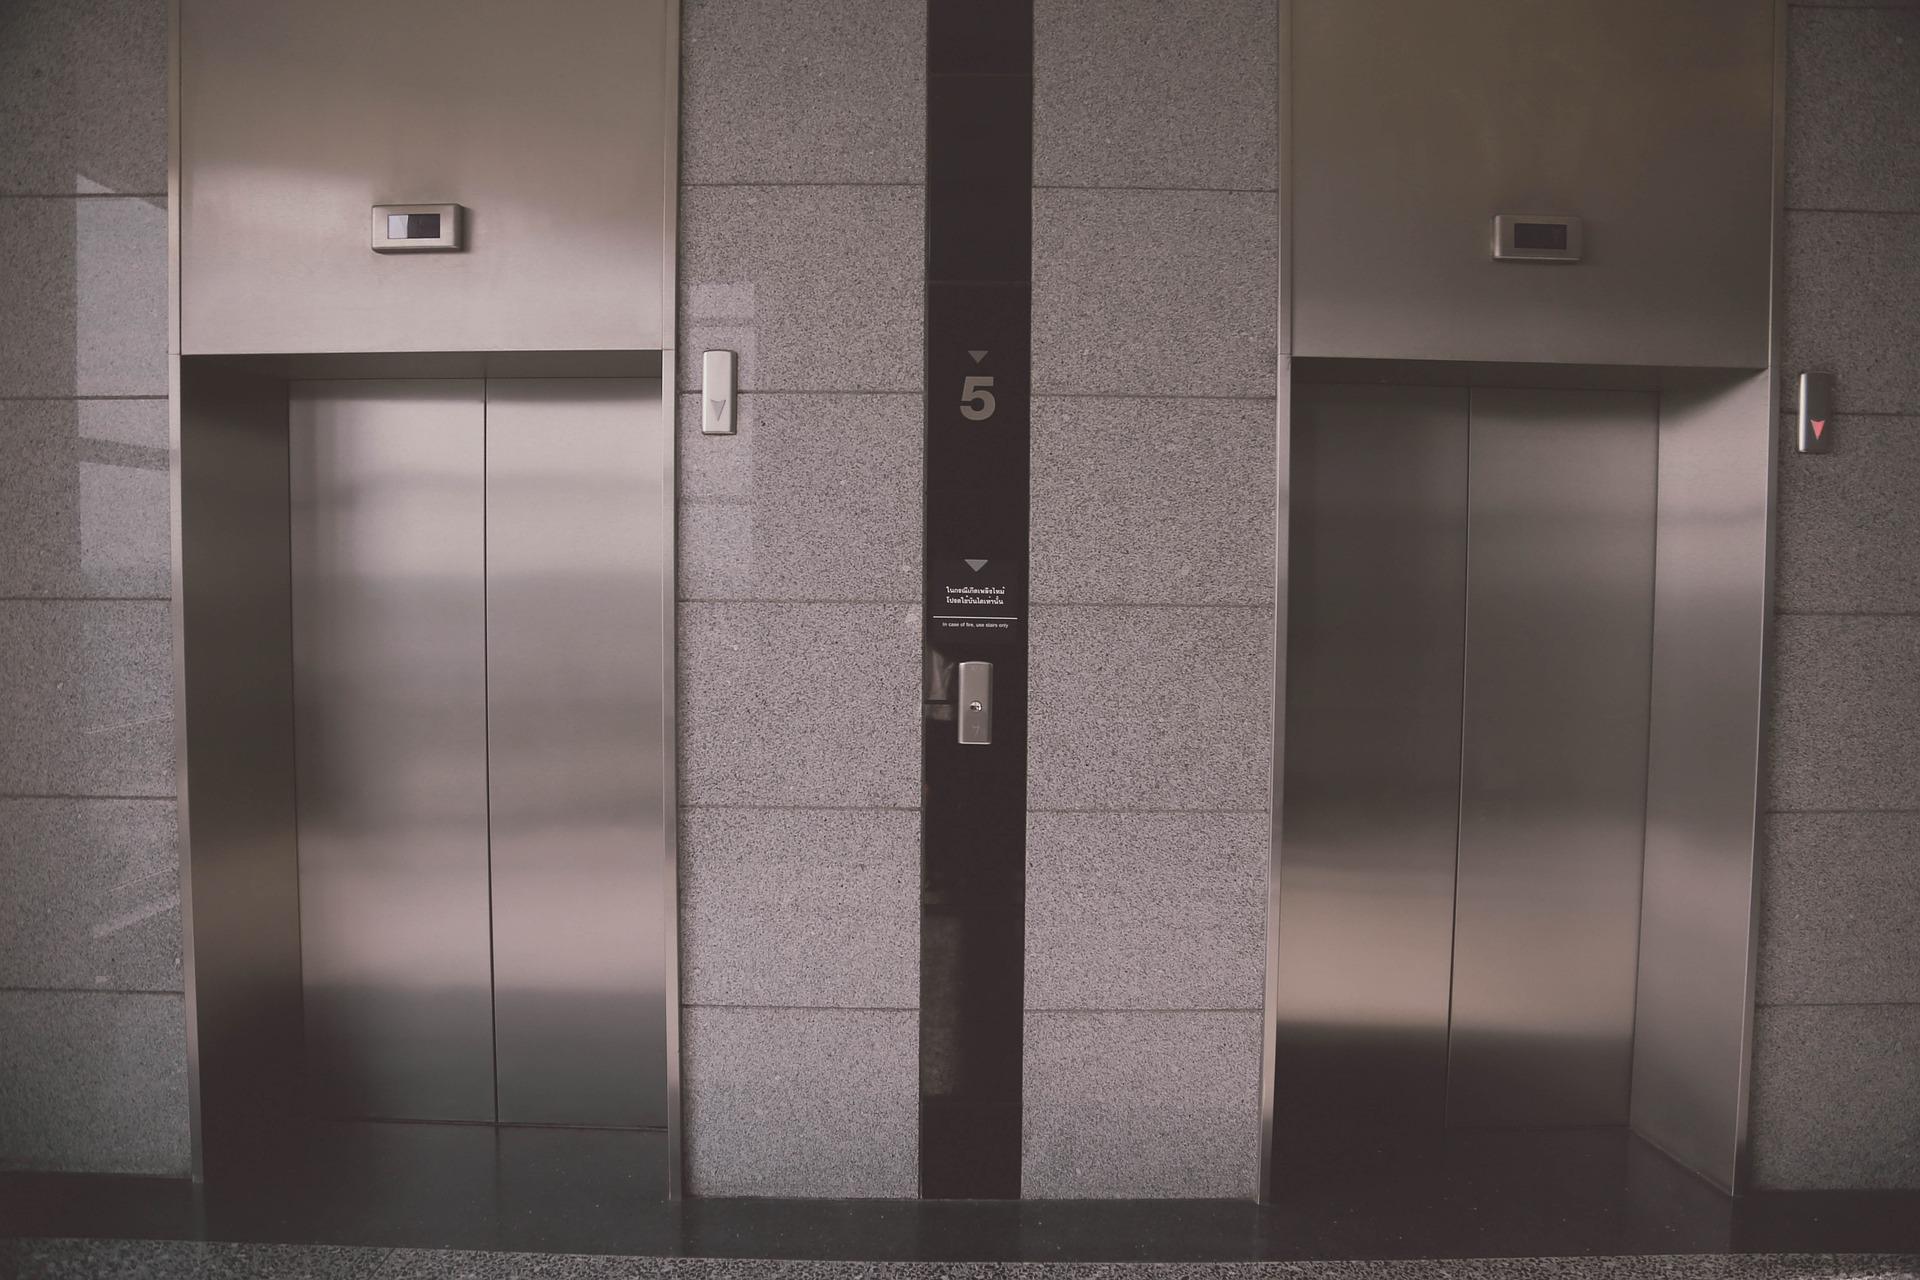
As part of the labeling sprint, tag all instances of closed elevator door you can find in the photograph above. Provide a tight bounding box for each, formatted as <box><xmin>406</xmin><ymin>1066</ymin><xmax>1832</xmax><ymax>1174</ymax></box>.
<box><xmin>290</xmin><ymin>377</ymin><xmax>667</xmax><ymax>1129</ymax></box>
<box><xmin>1275</xmin><ymin>378</ymin><xmax>1657</xmax><ymax>1149</ymax></box>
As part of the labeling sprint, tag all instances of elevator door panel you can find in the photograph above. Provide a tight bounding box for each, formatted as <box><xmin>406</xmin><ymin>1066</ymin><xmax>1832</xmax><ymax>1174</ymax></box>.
<box><xmin>1276</xmin><ymin>383</ymin><xmax>1470</xmax><ymax>1140</ymax></box>
<box><xmin>290</xmin><ymin>380</ymin><xmax>494</xmax><ymax>1123</ymax></box>
<box><xmin>1448</xmin><ymin>387</ymin><xmax>1658</xmax><ymax>1128</ymax></box>
<box><xmin>486</xmin><ymin>379</ymin><xmax>668</xmax><ymax>1128</ymax></box>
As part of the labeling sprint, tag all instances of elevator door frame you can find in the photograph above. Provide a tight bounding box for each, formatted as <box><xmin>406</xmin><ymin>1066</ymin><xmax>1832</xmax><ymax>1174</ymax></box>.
<box><xmin>172</xmin><ymin>350</ymin><xmax>682</xmax><ymax>1195</ymax></box>
<box><xmin>1263</xmin><ymin>359</ymin><xmax>1779</xmax><ymax>1199</ymax></box>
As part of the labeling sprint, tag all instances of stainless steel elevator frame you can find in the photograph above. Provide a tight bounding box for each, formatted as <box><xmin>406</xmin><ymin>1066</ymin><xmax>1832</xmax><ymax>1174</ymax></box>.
<box><xmin>1260</xmin><ymin>0</ymin><xmax>1786</xmax><ymax>1199</ymax></box>
<box><xmin>169</xmin><ymin>0</ymin><xmax>685</xmax><ymax>1194</ymax></box>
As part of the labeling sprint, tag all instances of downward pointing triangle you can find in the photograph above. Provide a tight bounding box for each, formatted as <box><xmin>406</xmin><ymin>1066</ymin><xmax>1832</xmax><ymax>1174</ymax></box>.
<box><xmin>964</xmin><ymin>558</ymin><xmax>989</xmax><ymax>572</ymax></box>
<box><xmin>1812</xmin><ymin>418</ymin><xmax>1826</xmax><ymax>439</ymax></box>
<box><xmin>711</xmin><ymin>398</ymin><xmax>727</xmax><ymax>419</ymax></box>
<box><xmin>968</xmin><ymin>350</ymin><xmax>987</xmax><ymax>364</ymax></box>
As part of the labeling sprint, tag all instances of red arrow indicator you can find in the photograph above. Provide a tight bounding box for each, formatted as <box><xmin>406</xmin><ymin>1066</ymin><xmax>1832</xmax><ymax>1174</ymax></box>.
<box><xmin>1812</xmin><ymin>418</ymin><xmax>1826</xmax><ymax>439</ymax></box>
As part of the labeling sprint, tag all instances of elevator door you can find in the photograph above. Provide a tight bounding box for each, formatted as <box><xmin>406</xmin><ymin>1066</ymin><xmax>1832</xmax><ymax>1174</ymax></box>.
<box><xmin>290</xmin><ymin>377</ymin><xmax>668</xmax><ymax>1129</ymax></box>
<box><xmin>1276</xmin><ymin>378</ymin><xmax>1657</xmax><ymax>1146</ymax></box>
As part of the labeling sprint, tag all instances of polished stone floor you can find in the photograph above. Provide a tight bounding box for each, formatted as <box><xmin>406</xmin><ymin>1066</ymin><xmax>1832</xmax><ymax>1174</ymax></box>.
<box><xmin>3</xmin><ymin>1125</ymin><xmax>1918</xmax><ymax>1273</ymax></box>
<box><xmin>3</xmin><ymin>1240</ymin><xmax>1920</xmax><ymax>1279</ymax></box>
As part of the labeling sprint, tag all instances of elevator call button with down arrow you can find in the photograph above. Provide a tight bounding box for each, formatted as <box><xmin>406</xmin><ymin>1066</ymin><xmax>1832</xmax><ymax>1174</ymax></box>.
<box><xmin>1798</xmin><ymin>370</ymin><xmax>1832</xmax><ymax>455</ymax></box>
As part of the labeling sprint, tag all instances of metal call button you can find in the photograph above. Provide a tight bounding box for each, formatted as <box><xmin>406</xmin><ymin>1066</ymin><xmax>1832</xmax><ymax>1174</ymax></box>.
<box><xmin>957</xmin><ymin>661</ymin><xmax>992</xmax><ymax>745</ymax></box>
<box><xmin>1798</xmin><ymin>371</ymin><xmax>1833</xmax><ymax>454</ymax></box>
<box><xmin>702</xmin><ymin>350</ymin><xmax>736</xmax><ymax>436</ymax></box>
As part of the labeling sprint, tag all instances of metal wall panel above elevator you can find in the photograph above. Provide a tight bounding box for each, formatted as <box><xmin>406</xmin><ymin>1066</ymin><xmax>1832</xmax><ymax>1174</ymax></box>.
<box><xmin>1290</xmin><ymin>0</ymin><xmax>1774</xmax><ymax>369</ymax></box>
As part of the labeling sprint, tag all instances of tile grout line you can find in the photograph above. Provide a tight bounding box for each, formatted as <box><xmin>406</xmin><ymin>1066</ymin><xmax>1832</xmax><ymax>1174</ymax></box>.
<box><xmin>0</xmin><ymin>395</ymin><xmax>169</xmax><ymax>403</ymax></box>
<box><xmin>1755</xmin><ymin>999</ymin><xmax>1920</xmax><ymax>1010</ymax></box>
<box><xmin>0</xmin><ymin>794</ymin><xmax>176</xmax><ymax>802</ymax></box>
<box><xmin>0</xmin><ymin>985</ymin><xmax>183</xmax><ymax>997</ymax></box>
<box><xmin>1763</xmin><ymin>807</ymin><xmax>1920</xmax><ymax>815</ymax></box>
<box><xmin>682</xmin><ymin>1003</ymin><xmax>919</xmax><ymax>1013</ymax></box>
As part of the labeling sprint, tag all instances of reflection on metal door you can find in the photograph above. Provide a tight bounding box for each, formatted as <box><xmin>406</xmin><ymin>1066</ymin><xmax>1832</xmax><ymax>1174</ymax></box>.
<box><xmin>290</xmin><ymin>380</ymin><xmax>494</xmax><ymax>1123</ymax></box>
<box><xmin>487</xmin><ymin>380</ymin><xmax>668</xmax><ymax>1129</ymax></box>
<box><xmin>1450</xmin><ymin>389</ymin><xmax>1656</xmax><ymax>1128</ymax></box>
<box><xmin>290</xmin><ymin>377</ymin><xmax>667</xmax><ymax>1130</ymax></box>
<box><xmin>1278</xmin><ymin>379</ymin><xmax>1658</xmax><ymax>1140</ymax></box>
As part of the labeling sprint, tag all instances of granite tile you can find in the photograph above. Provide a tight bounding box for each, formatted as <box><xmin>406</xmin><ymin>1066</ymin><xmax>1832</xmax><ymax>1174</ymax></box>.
<box><xmin>1030</xmin><ymin>396</ymin><xmax>1275</xmax><ymax>606</ymax></box>
<box><xmin>1760</xmin><ymin>813</ymin><xmax>1920</xmax><ymax>1007</ymax></box>
<box><xmin>1026</xmin><ymin>811</ymin><xmax>1267</xmax><ymax>1011</ymax></box>
<box><xmin>1775</xmin><ymin>415</ymin><xmax>1920</xmax><ymax>614</ymax></box>
<box><xmin>678</xmin><ymin>602</ymin><xmax>919</xmax><ymax>808</ymax></box>
<box><xmin>677</xmin><ymin>393</ymin><xmax>921</xmax><ymax>603</ymax></box>
<box><xmin>0</xmin><ymin>195</ymin><xmax>167</xmax><ymax>398</ymax></box>
<box><xmin>0</xmin><ymin>398</ymin><xmax>170</xmax><ymax>598</ymax></box>
<box><xmin>1034</xmin><ymin>0</ymin><xmax>1276</xmax><ymax>191</ymax></box>
<box><xmin>1750</xmin><ymin>1004</ymin><xmax>1920</xmax><ymax>1190</ymax></box>
<box><xmin>681</xmin><ymin>0</ymin><xmax>923</xmax><ymax>184</ymax></box>
<box><xmin>1023</xmin><ymin>1009</ymin><xmax>1263</xmax><ymax>1198</ymax></box>
<box><xmin>0</xmin><ymin>798</ymin><xmax>179</xmax><ymax>992</ymax></box>
<box><xmin>1028</xmin><ymin>605</ymin><xmax>1274</xmax><ymax>812</ymax></box>
<box><xmin>681</xmin><ymin>807</ymin><xmax>919</xmax><ymax>1009</ymax></box>
<box><xmin>0</xmin><ymin>600</ymin><xmax>174</xmax><ymax>797</ymax></box>
<box><xmin>678</xmin><ymin>186</ymin><xmax>922</xmax><ymax>394</ymax></box>
<box><xmin>1</xmin><ymin>1240</ymin><xmax>390</xmax><ymax>1279</ymax></box>
<box><xmin>0</xmin><ymin>990</ymin><xmax>188</xmax><ymax>1175</ymax></box>
<box><xmin>682</xmin><ymin>1006</ymin><xmax>918</xmax><ymax>1198</ymax></box>
<box><xmin>1782</xmin><ymin>212</ymin><xmax>1920</xmax><ymax>415</ymax></box>
<box><xmin>1788</xmin><ymin>8</ymin><xmax>1920</xmax><ymax>213</ymax></box>
<box><xmin>1033</xmin><ymin>189</ymin><xmax>1277</xmax><ymax>398</ymax></box>
<box><xmin>373</xmin><ymin>1252</ymin><xmax>642</xmax><ymax>1279</ymax></box>
<box><xmin>1765</xmin><ymin>614</ymin><xmax>1920</xmax><ymax>812</ymax></box>
<box><xmin>0</xmin><ymin>0</ymin><xmax>168</xmax><ymax>195</ymax></box>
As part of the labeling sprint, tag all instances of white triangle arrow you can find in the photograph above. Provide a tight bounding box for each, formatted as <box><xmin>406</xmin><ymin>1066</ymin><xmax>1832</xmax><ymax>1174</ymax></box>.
<box><xmin>968</xmin><ymin>350</ymin><xmax>987</xmax><ymax>364</ymax></box>
<box><xmin>964</xmin><ymin>558</ymin><xmax>989</xmax><ymax>572</ymax></box>
<box><xmin>710</xmin><ymin>398</ymin><xmax>727</xmax><ymax>419</ymax></box>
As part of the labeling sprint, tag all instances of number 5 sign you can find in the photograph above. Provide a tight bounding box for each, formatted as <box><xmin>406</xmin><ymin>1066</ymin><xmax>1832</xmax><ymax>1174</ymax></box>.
<box><xmin>960</xmin><ymin>374</ymin><xmax>996</xmax><ymax>421</ymax></box>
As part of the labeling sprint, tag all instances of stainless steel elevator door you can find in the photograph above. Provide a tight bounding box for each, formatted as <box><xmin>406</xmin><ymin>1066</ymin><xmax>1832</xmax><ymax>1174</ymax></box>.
<box><xmin>486</xmin><ymin>379</ymin><xmax>669</xmax><ymax>1128</ymax></box>
<box><xmin>1276</xmin><ymin>383</ymin><xmax>1470</xmax><ymax>1142</ymax></box>
<box><xmin>1448</xmin><ymin>388</ymin><xmax>1658</xmax><ymax>1128</ymax></box>
<box><xmin>290</xmin><ymin>380</ymin><xmax>495</xmax><ymax>1123</ymax></box>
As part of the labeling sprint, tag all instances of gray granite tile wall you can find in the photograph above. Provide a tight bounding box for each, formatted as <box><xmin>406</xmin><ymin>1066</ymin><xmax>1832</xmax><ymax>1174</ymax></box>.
<box><xmin>673</xmin><ymin>0</ymin><xmax>925</xmax><ymax>1198</ymax></box>
<box><xmin>1753</xmin><ymin>2</ymin><xmax>1920</xmax><ymax>1192</ymax></box>
<box><xmin>0</xmin><ymin>0</ymin><xmax>184</xmax><ymax>1179</ymax></box>
<box><xmin>1024</xmin><ymin>0</ymin><xmax>1278</xmax><ymax>1200</ymax></box>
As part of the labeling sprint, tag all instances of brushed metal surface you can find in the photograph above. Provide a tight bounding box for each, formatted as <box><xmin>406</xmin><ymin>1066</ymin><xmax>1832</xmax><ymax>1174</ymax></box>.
<box><xmin>1632</xmin><ymin>370</ymin><xmax>1775</xmax><ymax>1192</ymax></box>
<box><xmin>174</xmin><ymin>360</ymin><xmax>303</xmax><ymax>1176</ymax></box>
<box><xmin>701</xmin><ymin>350</ymin><xmax>736</xmax><ymax>436</ymax></box>
<box><xmin>1449</xmin><ymin>388</ymin><xmax>1658</xmax><ymax>1128</ymax></box>
<box><xmin>486</xmin><ymin>379</ymin><xmax>670</xmax><ymax>1129</ymax></box>
<box><xmin>178</xmin><ymin>0</ymin><xmax>672</xmax><ymax>354</ymax></box>
<box><xmin>1291</xmin><ymin>0</ymin><xmax>1773</xmax><ymax>367</ymax></box>
<box><xmin>290</xmin><ymin>380</ymin><xmax>495</xmax><ymax>1123</ymax></box>
<box><xmin>1274</xmin><ymin>383</ymin><xmax>1469</xmax><ymax>1151</ymax></box>
<box><xmin>956</xmin><ymin>661</ymin><xmax>993</xmax><ymax>745</ymax></box>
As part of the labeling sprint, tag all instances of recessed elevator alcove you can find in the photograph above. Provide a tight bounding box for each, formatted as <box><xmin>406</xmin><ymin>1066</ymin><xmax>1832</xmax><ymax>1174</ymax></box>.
<box><xmin>171</xmin><ymin>0</ymin><xmax>680</xmax><ymax>1200</ymax></box>
<box><xmin>1270</xmin><ymin>0</ymin><xmax>1779</xmax><ymax>1197</ymax></box>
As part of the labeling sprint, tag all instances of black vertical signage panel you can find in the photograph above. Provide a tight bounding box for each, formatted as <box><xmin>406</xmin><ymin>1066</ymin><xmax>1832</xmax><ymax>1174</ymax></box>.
<box><xmin>921</xmin><ymin>0</ymin><xmax>1032</xmax><ymax>1200</ymax></box>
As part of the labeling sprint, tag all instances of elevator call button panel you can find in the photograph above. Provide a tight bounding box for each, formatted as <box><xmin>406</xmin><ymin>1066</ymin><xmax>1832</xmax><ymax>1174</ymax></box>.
<box><xmin>371</xmin><ymin>204</ymin><xmax>465</xmax><ymax>253</ymax></box>
<box><xmin>1798</xmin><ymin>371</ymin><xmax>1834</xmax><ymax>455</ymax></box>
